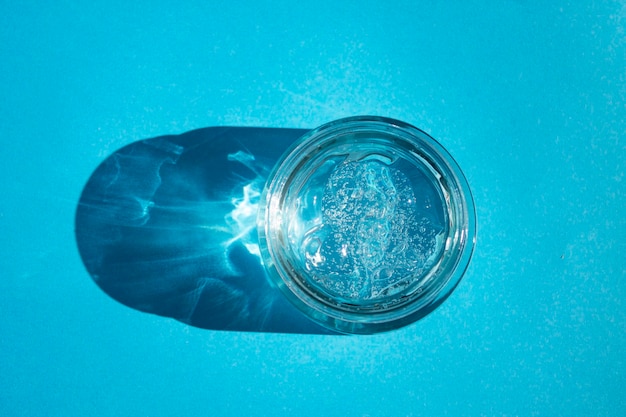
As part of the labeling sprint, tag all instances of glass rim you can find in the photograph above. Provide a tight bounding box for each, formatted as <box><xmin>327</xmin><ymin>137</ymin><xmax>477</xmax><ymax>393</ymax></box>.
<box><xmin>258</xmin><ymin>116</ymin><xmax>477</xmax><ymax>334</ymax></box>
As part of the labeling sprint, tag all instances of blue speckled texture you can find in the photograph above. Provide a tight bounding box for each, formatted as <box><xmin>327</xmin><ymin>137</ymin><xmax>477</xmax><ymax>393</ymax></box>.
<box><xmin>1</xmin><ymin>1</ymin><xmax>624</xmax><ymax>416</ymax></box>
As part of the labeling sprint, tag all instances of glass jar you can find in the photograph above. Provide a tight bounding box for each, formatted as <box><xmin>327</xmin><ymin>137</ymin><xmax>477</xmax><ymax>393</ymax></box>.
<box><xmin>258</xmin><ymin>116</ymin><xmax>476</xmax><ymax>334</ymax></box>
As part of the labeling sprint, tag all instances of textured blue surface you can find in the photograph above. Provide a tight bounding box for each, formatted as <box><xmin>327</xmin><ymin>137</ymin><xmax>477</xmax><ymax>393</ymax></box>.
<box><xmin>1</xmin><ymin>1</ymin><xmax>625</xmax><ymax>416</ymax></box>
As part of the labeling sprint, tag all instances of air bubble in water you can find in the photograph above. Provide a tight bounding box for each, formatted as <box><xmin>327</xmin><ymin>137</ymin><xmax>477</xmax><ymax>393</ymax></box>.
<box><xmin>302</xmin><ymin>159</ymin><xmax>441</xmax><ymax>301</ymax></box>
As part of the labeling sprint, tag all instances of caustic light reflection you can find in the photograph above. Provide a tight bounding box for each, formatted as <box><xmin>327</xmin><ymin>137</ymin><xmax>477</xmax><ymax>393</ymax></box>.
<box><xmin>75</xmin><ymin>127</ymin><xmax>333</xmax><ymax>334</ymax></box>
<box><xmin>223</xmin><ymin>150</ymin><xmax>264</xmax><ymax>259</ymax></box>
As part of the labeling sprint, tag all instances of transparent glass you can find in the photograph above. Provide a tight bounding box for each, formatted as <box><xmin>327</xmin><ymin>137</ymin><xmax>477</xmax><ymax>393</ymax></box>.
<box><xmin>258</xmin><ymin>116</ymin><xmax>476</xmax><ymax>334</ymax></box>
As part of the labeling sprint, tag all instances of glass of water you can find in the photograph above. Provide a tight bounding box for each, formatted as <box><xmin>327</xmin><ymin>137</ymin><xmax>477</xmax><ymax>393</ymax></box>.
<box><xmin>258</xmin><ymin>116</ymin><xmax>476</xmax><ymax>334</ymax></box>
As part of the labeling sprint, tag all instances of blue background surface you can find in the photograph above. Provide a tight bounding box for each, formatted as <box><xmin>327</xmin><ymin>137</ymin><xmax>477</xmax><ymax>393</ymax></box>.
<box><xmin>1</xmin><ymin>1</ymin><xmax>624</xmax><ymax>416</ymax></box>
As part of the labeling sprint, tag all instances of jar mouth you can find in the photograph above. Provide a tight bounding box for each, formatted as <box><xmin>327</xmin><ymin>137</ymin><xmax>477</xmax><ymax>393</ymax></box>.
<box><xmin>258</xmin><ymin>116</ymin><xmax>476</xmax><ymax>334</ymax></box>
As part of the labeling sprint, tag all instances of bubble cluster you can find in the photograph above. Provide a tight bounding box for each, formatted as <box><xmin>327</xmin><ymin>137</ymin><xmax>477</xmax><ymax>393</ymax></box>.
<box><xmin>301</xmin><ymin>160</ymin><xmax>441</xmax><ymax>301</ymax></box>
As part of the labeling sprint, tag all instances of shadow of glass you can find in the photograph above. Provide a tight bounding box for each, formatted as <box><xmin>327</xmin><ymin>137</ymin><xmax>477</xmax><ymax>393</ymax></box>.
<box><xmin>75</xmin><ymin>126</ymin><xmax>337</xmax><ymax>334</ymax></box>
